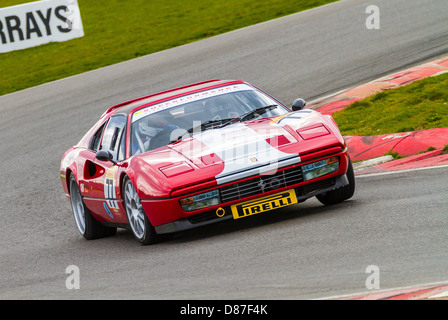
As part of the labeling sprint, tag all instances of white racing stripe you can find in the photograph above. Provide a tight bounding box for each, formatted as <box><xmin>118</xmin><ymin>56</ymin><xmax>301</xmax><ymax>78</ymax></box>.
<box><xmin>193</xmin><ymin>122</ymin><xmax>300</xmax><ymax>184</ymax></box>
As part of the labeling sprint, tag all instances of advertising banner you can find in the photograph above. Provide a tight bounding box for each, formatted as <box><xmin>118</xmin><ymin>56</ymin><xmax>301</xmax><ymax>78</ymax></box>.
<box><xmin>0</xmin><ymin>0</ymin><xmax>84</xmax><ymax>53</ymax></box>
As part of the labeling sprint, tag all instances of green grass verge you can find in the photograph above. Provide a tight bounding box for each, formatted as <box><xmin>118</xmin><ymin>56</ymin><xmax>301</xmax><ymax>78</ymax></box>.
<box><xmin>332</xmin><ymin>72</ymin><xmax>448</xmax><ymax>136</ymax></box>
<box><xmin>0</xmin><ymin>0</ymin><xmax>337</xmax><ymax>96</ymax></box>
<box><xmin>443</xmin><ymin>144</ymin><xmax>448</xmax><ymax>154</ymax></box>
<box><xmin>1</xmin><ymin>1</ymin><xmax>32</xmax><ymax>6</ymax></box>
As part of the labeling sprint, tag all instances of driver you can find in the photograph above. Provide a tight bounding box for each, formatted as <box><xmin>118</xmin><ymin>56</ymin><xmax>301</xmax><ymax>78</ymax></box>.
<box><xmin>147</xmin><ymin>112</ymin><xmax>179</xmax><ymax>150</ymax></box>
<box><xmin>133</xmin><ymin>112</ymin><xmax>179</xmax><ymax>154</ymax></box>
<box><xmin>148</xmin><ymin>112</ymin><xmax>178</xmax><ymax>131</ymax></box>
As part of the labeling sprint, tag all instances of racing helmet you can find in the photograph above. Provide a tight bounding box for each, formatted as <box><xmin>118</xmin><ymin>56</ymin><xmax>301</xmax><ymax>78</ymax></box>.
<box><xmin>138</xmin><ymin>119</ymin><xmax>161</xmax><ymax>137</ymax></box>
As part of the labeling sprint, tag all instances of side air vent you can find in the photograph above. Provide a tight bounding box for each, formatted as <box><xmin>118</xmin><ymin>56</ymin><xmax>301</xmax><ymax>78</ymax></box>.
<box><xmin>84</xmin><ymin>160</ymin><xmax>105</xmax><ymax>179</ymax></box>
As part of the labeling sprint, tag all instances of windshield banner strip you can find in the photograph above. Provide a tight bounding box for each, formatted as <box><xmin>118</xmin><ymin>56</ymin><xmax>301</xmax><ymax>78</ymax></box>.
<box><xmin>131</xmin><ymin>84</ymin><xmax>252</xmax><ymax>123</ymax></box>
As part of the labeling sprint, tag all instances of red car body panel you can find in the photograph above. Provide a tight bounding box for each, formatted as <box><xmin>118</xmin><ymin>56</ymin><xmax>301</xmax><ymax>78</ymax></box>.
<box><xmin>61</xmin><ymin>79</ymin><xmax>351</xmax><ymax>234</ymax></box>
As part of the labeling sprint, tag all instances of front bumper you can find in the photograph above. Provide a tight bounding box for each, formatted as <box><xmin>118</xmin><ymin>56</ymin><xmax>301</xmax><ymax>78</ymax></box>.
<box><xmin>154</xmin><ymin>172</ymin><xmax>349</xmax><ymax>234</ymax></box>
<box><xmin>141</xmin><ymin>146</ymin><xmax>349</xmax><ymax>231</ymax></box>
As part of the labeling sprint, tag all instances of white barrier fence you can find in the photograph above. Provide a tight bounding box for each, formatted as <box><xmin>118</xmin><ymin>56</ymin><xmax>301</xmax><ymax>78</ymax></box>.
<box><xmin>0</xmin><ymin>0</ymin><xmax>84</xmax><ymax>53</ymax></box>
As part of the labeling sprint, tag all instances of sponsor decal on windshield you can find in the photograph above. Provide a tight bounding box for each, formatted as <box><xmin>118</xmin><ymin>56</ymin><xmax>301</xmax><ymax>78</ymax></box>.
<box><xmin>132</xmin><ymin>84</ymin><xmax>252</xmax><ymax>123</ymax></box>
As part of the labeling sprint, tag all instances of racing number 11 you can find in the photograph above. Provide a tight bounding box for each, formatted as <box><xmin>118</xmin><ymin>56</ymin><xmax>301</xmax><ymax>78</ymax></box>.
<box><xmin>104</xmin><ymin>177</ymin><xmax>118</xmax><ymax>209</ymax></box>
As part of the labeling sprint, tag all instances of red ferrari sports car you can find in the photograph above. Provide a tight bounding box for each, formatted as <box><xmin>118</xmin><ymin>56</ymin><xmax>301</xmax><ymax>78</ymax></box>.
<box><xmin>60</xmin><ymin>79</ymin><xmax>355</xmax><ymax>245</ymax></box>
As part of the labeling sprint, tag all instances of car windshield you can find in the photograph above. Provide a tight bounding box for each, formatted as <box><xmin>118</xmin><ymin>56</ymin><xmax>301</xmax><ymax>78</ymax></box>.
<box><xmin>130</xmin><ymin>84</ymin><xmax>288</xmax><ymax>155</ymax></box>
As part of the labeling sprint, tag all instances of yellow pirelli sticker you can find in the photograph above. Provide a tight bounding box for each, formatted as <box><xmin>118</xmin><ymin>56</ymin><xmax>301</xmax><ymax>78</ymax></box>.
<box><xmin>231</xmin><ymin>190</ymin><xmax>298</xmax><ymax>219</ymax></box>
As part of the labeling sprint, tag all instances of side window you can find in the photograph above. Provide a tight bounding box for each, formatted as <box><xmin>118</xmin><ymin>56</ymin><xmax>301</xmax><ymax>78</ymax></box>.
<box><xmin>100</xmin><ymin>115</ymin><xmax>127</xmax><ymax>160</ymax></box>
<box><xmin>117</xmin><ymin>127</ymin><xmax>126</xmax><ymax>161</ymax></box>
<box><xmin>89</xmin><ymin>121</ymin><xmax>108</xmax><ymax>152</ymax></box>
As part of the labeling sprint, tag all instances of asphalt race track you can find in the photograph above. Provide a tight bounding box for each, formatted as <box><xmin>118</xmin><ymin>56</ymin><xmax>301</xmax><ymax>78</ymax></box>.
<box><xmin>0</xmin><ymin>0</ymin><xmax>447</xmax><ymax>299</ymax></box>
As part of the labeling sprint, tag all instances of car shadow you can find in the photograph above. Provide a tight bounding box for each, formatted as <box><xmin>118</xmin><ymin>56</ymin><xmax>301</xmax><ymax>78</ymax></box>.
<box><xmin>168</xmin><ymin>198</ymin><xmax>357</xmax><ymax>245</ymax></box>
<box><xmin>99</xmin><ymin>197</ymin><xmax>357</xmax><ymax>247</ymax></box>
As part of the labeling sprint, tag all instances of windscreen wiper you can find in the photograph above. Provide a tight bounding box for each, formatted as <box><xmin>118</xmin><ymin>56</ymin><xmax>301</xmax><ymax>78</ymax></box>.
<box><xmin>186</xmin><ymin>118</ymin><xmax>238</xmax><ymax>133</ymax></box>
<box><xmin>186</xmin><ymin>105</ymin><xmax>278</xmax><ymax>134</ymax></box>
<box><xmin>238</xmin><ymin>105</ymin><xmax>278</xmax><ymax>122</ymax></box>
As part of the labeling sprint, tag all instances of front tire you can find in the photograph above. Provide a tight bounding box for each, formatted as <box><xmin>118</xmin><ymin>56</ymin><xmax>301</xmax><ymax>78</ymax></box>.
<box><xmin>69</xmin><ymin>174</ymin><xmax>116</xmax><ymax>240</ymax></box>
<box><xmin>123</xmin><ymin>177</ymin><xmax>167</xmax><ymax>245</ymax></box>
<box><xmin>315</xmin><ymin>158</ymin><xmax>355</xmax><ymax>205</ymax></box>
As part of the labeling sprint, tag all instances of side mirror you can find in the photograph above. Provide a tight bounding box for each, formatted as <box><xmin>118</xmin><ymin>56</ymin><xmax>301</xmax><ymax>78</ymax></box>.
<box><xmin>96</xmin><ymin>150</ymin><xmax>116</xmax><ymax>164</ymax></box>
<box><xmin>292</xmin><ymin>98</ymin><xmax>306</xmax><ymax>111</ymax></box>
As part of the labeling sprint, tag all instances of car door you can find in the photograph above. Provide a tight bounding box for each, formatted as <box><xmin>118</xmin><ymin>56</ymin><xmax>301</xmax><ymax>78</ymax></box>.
<box><xmin>80</xmin><ymin>115</ymin><xmax>127</xmax><ymax>221</ymax></box>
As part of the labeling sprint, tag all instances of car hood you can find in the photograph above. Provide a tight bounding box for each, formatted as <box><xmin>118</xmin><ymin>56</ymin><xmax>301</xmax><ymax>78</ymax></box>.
<box><xmin>131</xmin><ymin>110</ymin><xmax>344</xmax><ymax>197</ymax></box>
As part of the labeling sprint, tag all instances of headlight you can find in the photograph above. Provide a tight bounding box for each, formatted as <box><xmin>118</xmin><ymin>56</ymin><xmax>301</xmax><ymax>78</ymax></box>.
<box><xmin>180</xmin><ymin>190</ymin><xmax>221</xmax><ymax>212</ymax></box>
<box><xmin>302</xmin><ymin>157</ymin><xmax>339</xmax><ymax>181</ymax></box>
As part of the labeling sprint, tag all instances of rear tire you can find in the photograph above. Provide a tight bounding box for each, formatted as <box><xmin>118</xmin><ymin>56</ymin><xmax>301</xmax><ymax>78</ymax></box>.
<box><xmin>69</xmin><ymin>174</ymin><xmax>116</xmax><ymax>240</ymax></box>
<box><xmin>315</xmin><ymin>158</ymin><xmax>355</xmax><ymax>205</ymax></box>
